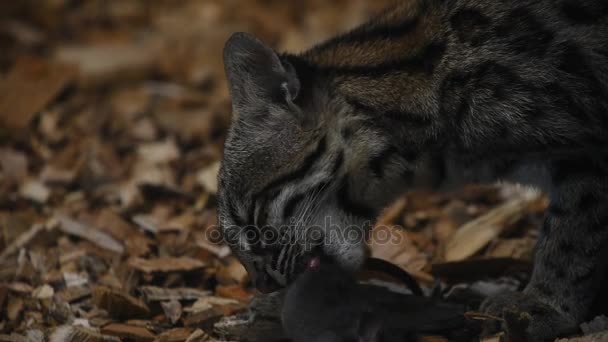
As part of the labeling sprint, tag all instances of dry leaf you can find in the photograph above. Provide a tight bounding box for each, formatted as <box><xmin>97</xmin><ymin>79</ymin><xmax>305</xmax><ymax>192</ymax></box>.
<box><xmin>128</xmin><ymin>257</ymin><xmax>206</xmax><ymax>274</ymax></box>
<box><xmin>93</xmin><ymin>286</ymin><xmax>150</xmax><ymax>320</ymax></box>
<box><xmin>0</xmin><ymin>57</ymin><xmax>74</xmax><ymax>131</ymax></box>
<box><xmin>101</xmin><ymin>323</ymin><xmax>156</xmax><ymax>342</ymax></box>
<box><xmin>32</xmin><ymin>284</ymin><xmax>54</xmax><ymax>299</ymax></box>
<box><xmin>19</xmin><ymin>179</ymin><xmax>51</xmax><ymax>203</ymax></box>
<box><xmin>138</xmin><ymin>286</ymin><xmax>210</xmax><ymax>302</ymax></box>
<box><xmin>196</xmin><ymin>162</ymin><xmax>220</xmax><ymax>194</ymax></box>
<box><xmin>50</xmin><ymin>326</ymin><xmax>121</xmax><ymax>342</ymax></box>
<box><xmin>444</xmin><ymin>191</ymin><xmax>541</xmax><ymax>262</ymax></box>
<box><xmin>56</xmin><ymin>215</ymin><xmax>124</xmax><ymax>254</ymax></box>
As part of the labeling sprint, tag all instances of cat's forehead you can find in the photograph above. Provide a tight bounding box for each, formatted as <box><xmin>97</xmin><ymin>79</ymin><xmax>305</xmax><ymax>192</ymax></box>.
<box><xmin>222</xmin><ymin>121</ymin><xmax>311</xmax><ymax>183</ymax></box>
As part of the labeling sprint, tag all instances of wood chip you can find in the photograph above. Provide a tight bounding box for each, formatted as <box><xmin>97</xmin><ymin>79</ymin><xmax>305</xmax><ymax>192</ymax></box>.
<box><xmin>49</xmin><ymin>326</ymin><xmax>121</xmax><ymax>342</ymax></box>
<box><xmin>444</xmin><ymin>191</ymin><xmax>541</xmax><ymax>262</ymax></box>
<box><xmin>137</xmin><ymin>139</ymin><xmax>180</xmax><ymax>165</ymax></box>
<box><xmin>376</xmin><ymin>196</ymin><xmax>407</xmax><ymax>227</ymax></box>
<box><xmin>215</xmin><ymin>285</ymin><xmax>252</xmax><ymax>302</ymax></box>
<box><xmin>128</xmin><ymin>257</ymin><xmax>206</xmax><ymax>274</ymax></box>
<box><xmin>183</xmin><ymin>297</ymin><xmax>245</xmax><ymax>327</ymax></box>
<box><xmin>0</xmin><ymin>334</ymin><xmax>28</xmax><ymax>342</ymax></box>
<box><xmin>215</xmin><ymin>257</ymin><xmax>248</xmax><ymax>285</ymax></box>
<box><xmin>0</xmin><ymin>57</ymin><xmax>74</xmax><ymax>130</ymax></box>
<box><xmin>184</xmin><ymin>329</ymin><xmax>217</xmax><ymax>342</ymax></box>
<box><xmin>57</xmin><ymin>285</ymin><xmax>92</xmax><ymax>303</ymax></box>
<box><xmin>41</xmin><ymin>165</ymin><xmax>77</xmax><ymax>185</ymax></box>
<box><xmin>194</xmin><ymin>231</ymin><xmax>231</xmax><ymax>259</ymax></box>
<box><xmin>132</xmin><ymin>214</ymin><xmax>161</xmax><ymax>235</ymax></box>
<box><xmin>19</xmin><ymin>179</ymin><xmax>51</xmax><ymax>203</ymax></box>
<box><xmin>486</xmin><ymin>238</ymin><xmax>536</xmax><ymax>260</ymax></box>
<box><xmin>7</xmin><ymin>282</ymin><xmax>34</xmax><ymax>294</ymax></box>
<box><xmin>63</xmin><ymin>272</ymin><xmax>89</xmax><ymax>288</ymax></box>
<box><xmin>138</xmin><ymin>286</ymin><xmax>211</xmax><ymax>302</ymax></box>
<box><xmin>0</xmin><ymin>148</ymin><xmax>28</xmax><ymax>182</ymax></box>
<box><xmin>92</xmin><ymin>286</ymin><xmax>150</xmax><ymax>320</ymax></box>
<box><xmin>155</xmin><ymin>328</ymin><xmax>194</xmax><ymax>342</ymax></box>
<box><xmin>7</xmin><ymin>297</ymin><xmax>24</xmax><ymax>321</ymax></box>
<box><xmin>0</xmin><ymin>223</ymin><xmax>45</xmax><ymax>262</ymax></box>
<box><xmin>481</xmin><ymin>334</ymin><xmax>505</xmax><ymax>342</ymax></box>
<box><xmin>196</xmin><ymin>162</ymin><xmax>220</xmax><ymax>194</ymax></box>
<box><xmin>56</xmin><ymin>215</ymin><xmax>124</xmax><ymax>255</ymax></box>
<box><xmin>54</xmin><ymin>43</ymin><xmax>159</xmax><ymax>86</ymax></box>
<box><xmin>32</xmin><ymin>284</ymin><xmax>54</xmax><ymax>299</ymax></box>
<box><xmin>101</xmin><ymin>323</ymin><xmax>156</xmax><ymax>342</ymax></box>
<box><xmin>25</xmin><ymin>331</ymin><xmax>44</xmax><ymax>342</ymax></box>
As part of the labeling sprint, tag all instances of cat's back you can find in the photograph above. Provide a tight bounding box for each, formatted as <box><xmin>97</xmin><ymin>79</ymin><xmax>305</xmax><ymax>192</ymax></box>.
<box><xmin>301</xmin><ymin>0</ymin><xmax>608</xmax><ymax>147</ymax></box>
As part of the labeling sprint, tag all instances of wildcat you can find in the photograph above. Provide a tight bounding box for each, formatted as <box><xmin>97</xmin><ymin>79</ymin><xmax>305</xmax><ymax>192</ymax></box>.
<box><xmin>218</xmin><ymin>0</ymin><xmax>608</xmax><ymax>339</ymax></box>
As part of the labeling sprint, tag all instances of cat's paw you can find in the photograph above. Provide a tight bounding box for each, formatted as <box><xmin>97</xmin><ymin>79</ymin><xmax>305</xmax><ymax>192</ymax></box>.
<box><xmin>480</xmin><ymin>291</ymin><xmax>579</xmax><ymax>341</ymax></box>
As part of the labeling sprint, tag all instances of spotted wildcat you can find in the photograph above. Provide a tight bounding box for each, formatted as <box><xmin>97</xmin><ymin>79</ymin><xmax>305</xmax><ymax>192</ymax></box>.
<box><xmin>218</xmin><ymin>0</ymin><xmax>608</xmax><ymax>339</ymax></box>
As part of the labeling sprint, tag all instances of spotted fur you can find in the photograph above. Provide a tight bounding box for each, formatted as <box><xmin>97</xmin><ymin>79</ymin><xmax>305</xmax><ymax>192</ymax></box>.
<box><xmin>219</xmin><ymin>0</ymin><xmax>608</xmax><ymax>339</ymax></box>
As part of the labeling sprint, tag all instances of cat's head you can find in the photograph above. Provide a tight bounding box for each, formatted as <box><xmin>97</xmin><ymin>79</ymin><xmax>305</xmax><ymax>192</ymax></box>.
<box><xmin>219</xmin><ymin>33</ymin><xmax>385</xmax><ymax>292</ymax></box>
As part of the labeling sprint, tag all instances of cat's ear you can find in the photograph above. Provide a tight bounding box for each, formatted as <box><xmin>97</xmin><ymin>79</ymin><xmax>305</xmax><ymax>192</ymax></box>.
<box><xmin>223</xmin><ymin>32</ymin><xmax>300</xmax><ymax>114</ymax></box>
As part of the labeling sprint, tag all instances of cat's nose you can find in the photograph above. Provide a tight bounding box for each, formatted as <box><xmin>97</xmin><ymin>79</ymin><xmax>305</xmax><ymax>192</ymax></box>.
<box><xmin>254</xmin><ymin>271</ymin><xmax>282</xmax><ymax>293</ymax></box>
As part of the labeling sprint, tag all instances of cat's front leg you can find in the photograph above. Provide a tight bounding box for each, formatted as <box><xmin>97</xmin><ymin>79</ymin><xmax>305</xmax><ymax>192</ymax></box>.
<box><xmin>482</xmin><ymin>159</ymin><xmax>608</xmax><ymax>341</ymax></box>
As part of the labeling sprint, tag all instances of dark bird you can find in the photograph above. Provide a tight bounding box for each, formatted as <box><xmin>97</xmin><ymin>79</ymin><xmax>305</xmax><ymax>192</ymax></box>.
<box><xmin>281</xmin><ymin>262</ymin><xmax>466</xmax><ymax>342</ymax></box>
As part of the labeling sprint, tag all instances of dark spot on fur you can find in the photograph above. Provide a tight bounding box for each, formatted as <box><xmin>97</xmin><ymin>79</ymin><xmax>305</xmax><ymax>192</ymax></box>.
<box><xmin>534</xmin><ymin>282</ymin><xmax>555</xmax><ymax>297</ymax></box>
<box><xmin>547</xmin><ymin>203</ymin><xmax>569</xmax><ymax>217</ymax></box>
<box><xmin>283</xmin><ymin>193</ymin><xmax>306</xmax><ymax>220</ymax></box>
<box><xmin>401</xmin><ymin>148</ymin><xmax>419</xmax><ymax>163</ymax></box>
<box><xmin>416</xmin><ymin>41</ymin><xmax>447</xmax><ymax>74</ymax></box>
<box><xmin>552</xmin><ymin>157</ymin><xmax>608</xmax><ymax>186</ymax></box>
<box><xmin>332</xmin><ymin>151</ymin><xmax>345</xmax><ymax>175</ymax></box>
<box><xmin>439</xmin><ymin>71</ymin><xmax>473</xmax><ymax>126</ymax></box>
<box><xmin>560</xmin><ymin>304</ymin><xmax>571</xmax><ymax>313</ymax></box>
<box><xmin>323</xmin><ymin>17</ymin><xmax>420</xmax><ymax>46</ymax></box>
<box><xmin>551</xmin><ymin>158</ymin><xmax>590</xmax><ymax>184</ymax></box>
<box><xmin>337</xmin><ymin>177</ymin><xmax>376</xmax><ymax>219</ymax></box>
<box><xmin>544</xmin><ymin>83</ymin><xmax>590</xmax><ymax>124</ymax></box>
<box><xmin>560</xmin><ymin>0</ymin><xmax>608</xmax><ymax>24</ymax></box>
<box><xmin>494</xmin><ymin>8</ymin><xmax>554</xmax><ymax>56</ymax></box>
<box><xmin>254</xmin><ymin>195</ymin><xmax>271</xmax><ymax>227</ymax></box>
<box><xmin>572</xmin><ymin>267</ymin><xmax>595</xmax><ymax>285</ymax></box>
<box><xmin>341</xmin><ymin>126</ymin><xmax>354</xmax><ymax>141</ymax></box>
<box><xmin>555</xmin><ymin>268</ymin><xmax>567</xmax><ymax>279</ymax></box>
<box><xmin>257</xmin><ymin>136</ymin><xmax>327</xmax><ymax>195</ymax></box>
<box><xmin>402</xmin><ymin>169</ymin><xmax>415</xmax><ymax>183</ymax></box>
<box><xmin>541</xmin><ymin>217</ymin><xmax>552</xmax><ymax>235</ymax></box>
<box><xmin>559</xmin><ymin>241</ymin><xmax>576</xmax><ymax>254</ymax></box>
<box><xmin>558</xmin><ymin>43</ymin><xmax>607</xmax><ymax>99</ymax></box>
<box><xmin>450</xmin><ymin>8</ymin><xmax>491</xmax><ymax>46</ymax></box>
<box><xmin>496</xmin><ymin>125</ymin><xmax>511</xmax><ymax>139</ymax></box>
<box><xmin>578</xmin><ymin>192</ymin><xmax>599</xmax><ymax>212</ymax></box>
<box><xmin>370</xmin><ymin>146</ymin><xmax>399</xmax><ymax>178</ymax></box>
<box><xmin>473</xmin><ymin>62</ymin><xmax>531</xmax><ymax>99</ymax></box>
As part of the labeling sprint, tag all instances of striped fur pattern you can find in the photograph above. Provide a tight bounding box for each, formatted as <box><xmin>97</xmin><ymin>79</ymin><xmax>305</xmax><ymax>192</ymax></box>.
<box><xmin>220</xmin><ymin>0</ymin><xmax>608</xmax><ymax>339</ymax></box>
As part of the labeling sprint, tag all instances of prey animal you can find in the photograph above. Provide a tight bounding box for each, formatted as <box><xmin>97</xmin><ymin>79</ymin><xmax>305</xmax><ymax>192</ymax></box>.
<box><xmin>218</xmin><ymin>0</ymin><xmax>608</xmax><ymax>339</ymax></box>
<box><xmin>281</xmin><ymin>262</ymin><xmax>465</xmax><ymax>342</ymax></box>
